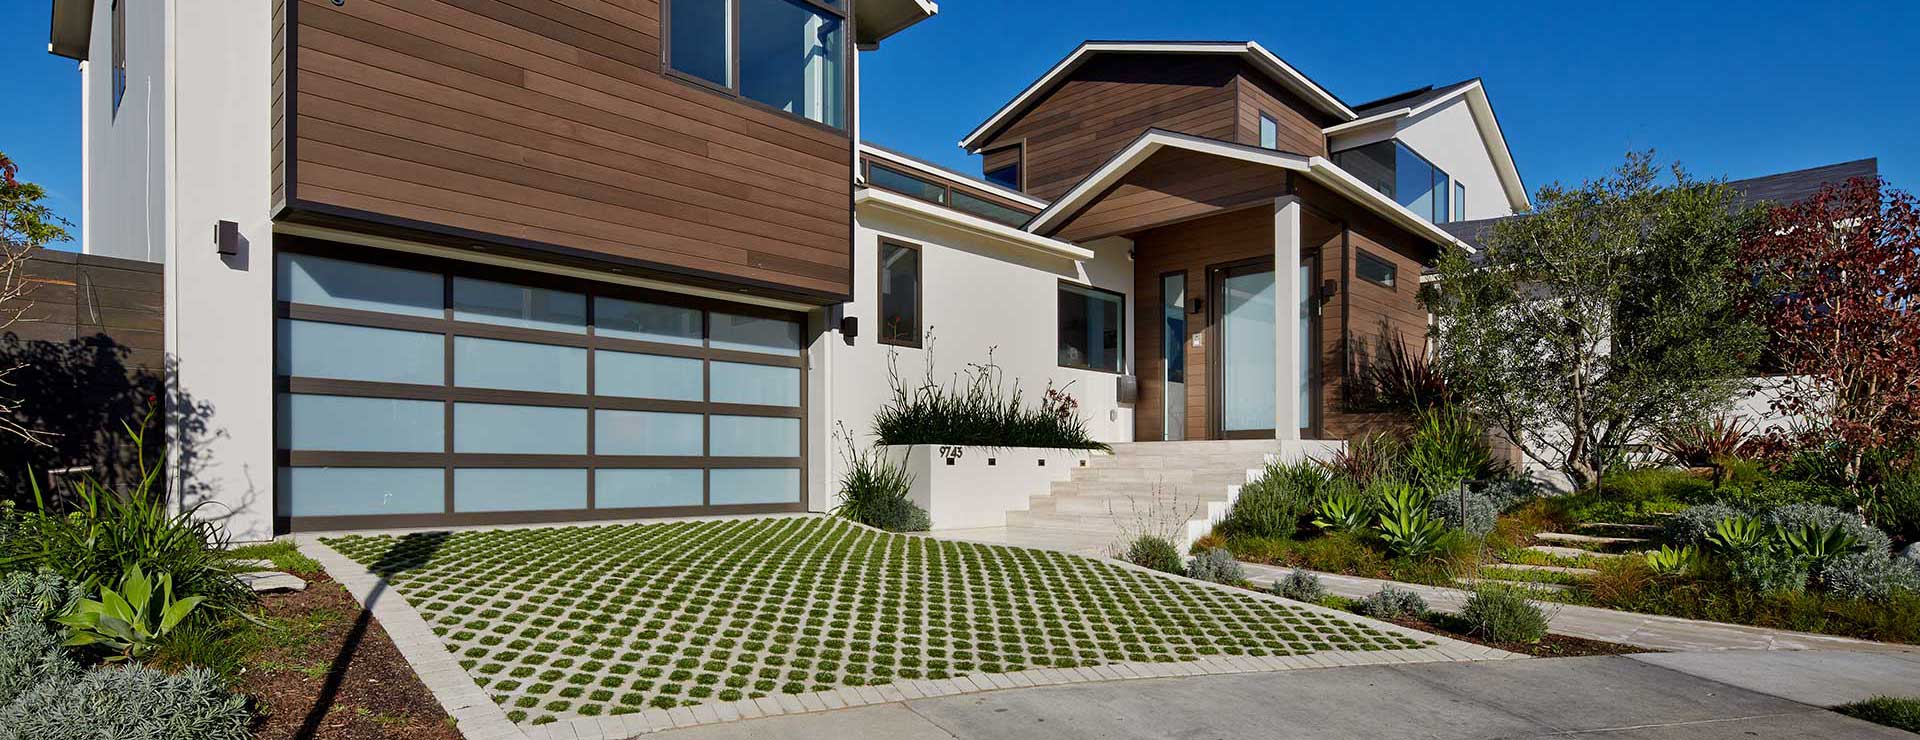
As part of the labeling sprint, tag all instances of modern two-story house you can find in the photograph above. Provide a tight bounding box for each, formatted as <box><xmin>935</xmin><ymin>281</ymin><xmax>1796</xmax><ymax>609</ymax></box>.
<box><xmin>47</xmin><ymin>2</ymin><xmax>1526</xmax><ymax>539</ymax></box>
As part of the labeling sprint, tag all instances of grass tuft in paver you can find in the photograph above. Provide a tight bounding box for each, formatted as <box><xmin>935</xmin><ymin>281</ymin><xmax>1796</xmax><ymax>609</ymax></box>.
<box><xmin>325</xmin><ymin>517</ymin><xmax>1422</xmax><ymax>728</ymax></box>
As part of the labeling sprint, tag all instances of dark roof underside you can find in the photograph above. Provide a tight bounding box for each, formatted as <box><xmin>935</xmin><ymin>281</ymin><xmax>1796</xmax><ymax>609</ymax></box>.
<box><xmin>1350</xmin><ymin>79</ymin><xmax>1478</xmax><ymax>118</ymax></box>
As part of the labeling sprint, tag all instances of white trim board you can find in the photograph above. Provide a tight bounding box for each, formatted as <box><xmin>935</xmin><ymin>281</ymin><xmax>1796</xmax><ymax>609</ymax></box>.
<box><xmin>856</xmin><ymin>187</ymin><xmax>1095</xmax><ymax>261</ymax></box>
<box><xmin>1324</xmin><ymin>80</ymin><xmax>1531</xmax><ymax>212</ymax></box>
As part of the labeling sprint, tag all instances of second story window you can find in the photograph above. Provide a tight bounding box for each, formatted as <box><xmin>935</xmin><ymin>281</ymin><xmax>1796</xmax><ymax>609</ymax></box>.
<box><xmin>1454</xmin><ymin>182</ymin><xmax>1467</xmax><ymax>221</ymax></box>
<box><xmin>1332</xmin><ymin>140</ymin><xmax>1455</xmax><ymax>224</ymax></box>
<box><xmin>667</xmin><ymin>0</ymin><xmax>846</xmax><ymax>129</ymax></box>
<box><xmin>1258</xmin><ymin>113</ymin><xmax>1279</xmax><ymax>149</ymax></box>
<box><xmin>982</xmin><ymin>144</ymin><xmax>1022</xmax><ymax>191</ymax></box>
<box><xmin>112</xmin><ymin>0</ymin><xmax>126</xmax><ymax>116</ymax></box>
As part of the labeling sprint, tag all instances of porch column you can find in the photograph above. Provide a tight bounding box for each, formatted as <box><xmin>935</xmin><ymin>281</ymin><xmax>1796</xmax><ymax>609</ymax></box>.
<box><xmin>1273</xmin><ymin>196</ymin><xmax>1303</xmax><ymax>440</ymax></box>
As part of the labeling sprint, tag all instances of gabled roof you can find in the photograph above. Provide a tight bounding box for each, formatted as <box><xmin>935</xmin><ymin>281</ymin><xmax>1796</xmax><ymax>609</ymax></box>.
<box><xmin>1026</xmin><ymin>129</ymin><xmax>1471</xmax><ymax>252</ymax></box>
<box><xmin>959</xmin><ymin>41</ymin><xmax>1356</xmax><ymax>152</ymax></box>
<box><xmin>1323</xmin><ymin>78</ymin><xmax>1531</xmax><ymax>212</ymax></box>
<box><xmin>1436</xmin><ymin>158</ymin><xmax>1881</xmax><ymax>257</ymax></box>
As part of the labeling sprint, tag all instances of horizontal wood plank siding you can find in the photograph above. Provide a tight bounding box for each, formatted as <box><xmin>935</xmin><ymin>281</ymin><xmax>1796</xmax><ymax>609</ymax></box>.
<box><xmin>1130</xmin><ymin>207</ymin><xmax>1275</xmax><ymax>441</ymax></box>
<box><xmin>1052</xmin><ymin>149</ymin><xmax>1290</xmax><ymax>243</ymax></box>
<box><xmin>282</xmin><ymin>0</ymin><xmax>853</xmax><ymax>301</ymax></box>
<box><xmin>1234</xmin><ymin>66</ymin><xmax>1335</xmax><ymax>156</ymax></box>
<box><xmin>271</xmin><ymin>0</ymin><xmax>288</xmax><ymax>210</ymax></box>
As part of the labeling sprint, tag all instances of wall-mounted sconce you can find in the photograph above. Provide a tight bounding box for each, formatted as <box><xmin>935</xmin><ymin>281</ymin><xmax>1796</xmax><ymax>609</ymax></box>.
<box><xmin>214</xmin><ymin>220</ymin><xmax>240</xmax><ymax>256</ymax></box>
<box><xmin>839</xmin><ymin>315</ymin><xmax>859</xmax><ymax>340</ymax></box>
<box><xmin>1188</xmin><ymin>297</ymin><xmax>1205</xmax><ymax>315</ymax></box>
<box><xmin>1320</xmin><ymin>279</ymin><xmax>1339</xmax><ymax>302</ymax></box>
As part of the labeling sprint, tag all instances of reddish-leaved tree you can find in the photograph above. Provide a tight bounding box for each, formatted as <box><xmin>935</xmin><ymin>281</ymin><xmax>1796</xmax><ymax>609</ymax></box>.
<box><xmin>1738</xmin><ymin>176</ymin><xmax>1920</xmax><ymax>517</ymax></box>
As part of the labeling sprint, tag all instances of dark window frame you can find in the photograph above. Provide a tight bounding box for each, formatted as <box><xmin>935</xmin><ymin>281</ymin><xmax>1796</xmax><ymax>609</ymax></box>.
<box><xmin>1454</xmin><ymin>181</ymin><xmax>1467</xmax><ymax>221</ymax></box>
<box><xmin>271</xmin><ymin>238</ymin><xmax>808</xmax><ymax>532</ymax></box>
<box><xmin>860</xmin><ymin>158</ymin><xmax>1035</xmax><ymax>227</ymax></box>
<box><xmin>1355</xmin><ymin>249</ymin><xmax>1399</xmax><ymax>290</ymax></box>
<box><xmin>1331</xmin><ymin>139</ymin><xmax>1456</xmax><ymax>224</ymax></box>
<box><xmin>1056</xmin><ymin>280</ymin><xmax>1127</xmax><ymax>374</ymax></box>
<box><xmin>876</xmin><ymin>238</ymin><xmax>923</xmax><ymax>348</ymax></box>
<box><xmin>660</xmin><ymin>0</ymin><xmax>851</xmax><ymax>133</ymax></box>
<box><xmin>1257</xmin><ymin>112</ymin><xmax>1279</xmax><ymax>149</ymax></box>
<box><xmin>111</xmin><ymin>0</ymin><xmax>126</xmax><ymax>117</ymax></box>
<box><xmin>981</xmin><ymin>142</ymin><xmax>1025</xmax><ymax>191</ymax></box>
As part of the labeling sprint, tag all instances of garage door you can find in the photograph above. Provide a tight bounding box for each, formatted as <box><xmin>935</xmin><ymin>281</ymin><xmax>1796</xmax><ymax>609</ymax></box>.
<box><xmin>272</xmin><ymin>246</ymin><xmax>807</xmax><ymax>531</ymax></box>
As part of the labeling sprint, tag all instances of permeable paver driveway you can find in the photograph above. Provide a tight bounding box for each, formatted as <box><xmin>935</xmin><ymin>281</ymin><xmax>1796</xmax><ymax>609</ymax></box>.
<box><xmin>322</xmin><ymin>517</ymin><xmax>1458</xmax><ymax>731</ymax></box>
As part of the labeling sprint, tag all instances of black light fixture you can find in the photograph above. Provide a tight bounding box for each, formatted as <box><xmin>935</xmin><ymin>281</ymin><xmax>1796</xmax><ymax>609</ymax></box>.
<box><xmin>1188</xmin><ymin>297</ymin><xmax>1205</xmax><ymax>315</ymax></box>
<box><xmin>839</xmin><ymin>315</ymin><xmax>859</xmax><ymax>339</ymax></box>
<box><xmin>1321</xmin><ymin>279</ymin><xmax>1339</xmax><ymax>301</ymax></box>
<box><xmin>213</xmin><ymin>220</ymin><xmax>239</xmax><ymax>256</ymax></box>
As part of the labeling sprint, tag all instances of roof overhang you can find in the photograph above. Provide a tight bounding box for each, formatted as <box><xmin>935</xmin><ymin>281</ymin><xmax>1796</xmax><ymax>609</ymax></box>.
<box><xmin>854</xmin><ymin>0</ymin><xmax>938</xmax><ymax>46</ymax></box>
<box><xmin>858</xmin><ymin>144</ymin><xmax>1049</xmax><ymax>209</ymax></box>
<box><xmin>1323</xmin><ymin>80</ymin><xmax>1531</xmax><ymax>212</ymax></box>
<box><xmin>1027</xmin><ymin>129</ymin><xmax>1473</xmax><ymax>253</ymax></box>
<box><xmin>856</xmin><ymin>187</ymin><xmax>1095</xmax><ymax>262</ymax></box>
<box><xmin>960</xmin><ymin>41</ymin><xmax>1356</xmax><ymax>152</ymax></box>
<box><xmin>49</xmin><ymin>0</ymin><xmax>90</xmax><ymax>60</ymax></box>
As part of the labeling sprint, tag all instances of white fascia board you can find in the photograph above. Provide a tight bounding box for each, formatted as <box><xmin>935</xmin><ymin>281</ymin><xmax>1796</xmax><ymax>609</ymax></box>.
<box><xmin>959</xmin><ymin>41</ymin><xmax>1355</xmax><ymax>151</ymax></box>
<box><xmin>1304</xmin><ymin>157</ymin><xmax>1474</xmax><ymax>253</ymax></box>
<box><xmin>858</xmin><ymin>144</ymin><xmax>1050</xmax><ymax>208</ymax></box>
<box><xmin>856</xmin><ymin>188</ymin><xmax>1095</xmax><ymax>261</ymax></box>
<box><xmin>1322</xmin><ymin>107</ymin><xmax>1410</xmax><ymax>137</ymax></box>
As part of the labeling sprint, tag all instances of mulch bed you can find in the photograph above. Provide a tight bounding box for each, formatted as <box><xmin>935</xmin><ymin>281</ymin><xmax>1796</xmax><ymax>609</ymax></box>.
<box><xmin>1390</xmin><ymin>614</ymin><xmax>1652</xmax><ymax>658</ymax></box>
<box><xmin>236</xmin><ymin>574</ymin><xmax>463</xmax><ymax>740</ymax></box>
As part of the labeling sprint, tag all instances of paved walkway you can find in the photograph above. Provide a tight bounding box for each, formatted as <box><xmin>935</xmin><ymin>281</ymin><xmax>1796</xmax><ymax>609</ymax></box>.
<box><xmin>647</xmin><ymin>654</ymin><xmax>1912</xmax><ymax>739</ymax></box>
<box><xmin>1242</xmin><ymin>563</ymin><xmax>1920</xmax><ymax>654</ymax></box>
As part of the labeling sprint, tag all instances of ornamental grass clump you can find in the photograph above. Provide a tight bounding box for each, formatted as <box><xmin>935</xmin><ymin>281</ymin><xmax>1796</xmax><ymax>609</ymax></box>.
<box><xmin>1354</xmin><ymin>586</ymin><xmax>1427</xmax><ymax>621</ymax></box>
<box><xmin>1121</xmin><ymin>535</ymin><xmax>1183</xmax><ymax>575</ymax></box>
<box><xmin>830</xmin><ymin>428</ymin><xmax>929</xmax><ymax>533</ymax></box>
<box><xmin>1220</xmin><ymin>460</ymin><xmax>1329</xmax><ymax>539</ymax></box>
<box><xmin>1459</xmin><ymin>584</ymin><xmax>1552</xmax><ymax>644</ymax></box>
<box><xmin>871</xmin><ymin>339</ymin><xmax>1106</xmax><ymax>450</ymax></box>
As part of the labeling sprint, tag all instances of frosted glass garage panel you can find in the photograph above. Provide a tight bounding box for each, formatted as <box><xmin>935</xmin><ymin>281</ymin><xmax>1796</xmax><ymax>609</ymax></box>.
<box><xmin>596</xmin><ymin>351</ymin><xmax>703</xmax><ymax>401</ymax></box>
<box><xmin>709</xmin><ymin>312</ymin><xmax>801</xmax><ymax>355</ymax></box>
<box><xmin>453</xmin><ymin>277</ymin><xmax>587</xmax><ymax>333</ymax></box>
<box><xmin>276</xmin><ymin>319</ymin><xmax>443</xmax><ymax>385</ymax></box>
<box><xmin>596</xmin><ymin>469</ymin><xmax>703</xmax><ymax>509</ymax></box>
<box><xmin>709</xmin><ymin>468</ymin><xmax>801</xmax><ymax>505</ymax></box>
<box><xmin>454</xmin><ymin>336</ymin><xmax>586</xmax><ymax>393</ymax></box>
<box><xmin>709</xmin><ymin>415</ymin><xmax>800</xmax><ymax>457</ymax></box>
<box><xmin>277</xmin><ymin>394</ymin><xmax>443</xmax><ymax>452</ymax></box>
<box><xmin>455</xmin><ymin>469</ymin><xmax>587</xmax><ymax>512</ymax></box>
<box><xmin>595</xmin><ymin>297</ymin><xmax>702</xmax><ymax>346</ymax></box>
<box><xmin>276</xmin><ymin>467</ymin><xmax>444</xmax><ymax>517</ymax></box>
<box><xmin>454</xmin><ymin>403</ymin><xmax>586</xmax><ymax>455</ymax></box>
<box><xmin>275</xmin><ymin>253</ymin><xmax>443</xmax><ymax>317</ymax></box>
<box><xmin>596</xmin><ymin>410</ymin><xmax>703</xmax><ymax>456</ymax></box>
<box><xmin>709</xmin><ymin>361</ymin><xmax>800</xmax><ymax>406</ymax></box>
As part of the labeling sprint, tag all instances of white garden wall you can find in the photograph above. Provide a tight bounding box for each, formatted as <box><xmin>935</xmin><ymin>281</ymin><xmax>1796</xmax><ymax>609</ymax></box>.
<box><xmin>884</xmin><ymin>445</ymin><xmax>1103</xmax><ymax>530</ymax></box>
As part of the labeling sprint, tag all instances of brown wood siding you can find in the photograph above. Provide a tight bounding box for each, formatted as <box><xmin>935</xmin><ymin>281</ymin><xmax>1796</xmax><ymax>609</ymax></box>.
<box><xmin>1234</xmin><ymin>66</ymin><xmax>1333</xmax><ymax>156</ymax></box>
<box><xmin>280</xmin><ymin>0</ymin><xmax>854</xmax><ymax>302</ymax></box>
<box><xmin>11</xmin><ymin>250</ymin><xmax>165</xmax><ymax>374</ymax></box>
<box><xmin>271</xmin><ymin>0</ymin><xmax>287</xmax><ymax>210</ymax></box>
<box><xmin>977</xmin><ymin>54</ymin><xmax>1242</xmax><ymax>202</ymax></box>
<box><xmin>981</xmin><ymin>144</ymin><xmax>1023</xmax><ymax>189</ymax></box>
<box><xmin>1131</xmin><ymin>207</ymin><xmax>1275</xmax><ymax>441</ymax></box>
<box><xmin>1051</xmin><ymin>149</ymin><xmax>1290</xmax><ymax>243</ymax></box>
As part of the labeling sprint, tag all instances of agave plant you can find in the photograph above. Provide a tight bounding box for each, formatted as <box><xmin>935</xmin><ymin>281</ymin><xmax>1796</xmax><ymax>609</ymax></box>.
<box><xmin>56</xmin><ymin>564</ymin><xmax>206</xmax><ymax>662</ymax></box>
<box><xmin>1777</xmin><ymin>522</ymin><xmax>1864</xmax><ymax>561</ymax></box>
<box><xmin>1374</xmin><ymin>483</ymin><xmax>1449</xmax><ymax>559</ymax></box>
<box><xmin>1643</xmin><ymin>544</ymin><xmax>1700</xmax><ymax>576</ymax></box>
<box><xmin>1311</xmin><ymin>484</ymin><xmax>1373</xmax><ymax>534</ymax></box>
<box><xmin>1705</xmin><ymin>516</ymin><xmax>1770</xmax><ymax>552</ymax></box>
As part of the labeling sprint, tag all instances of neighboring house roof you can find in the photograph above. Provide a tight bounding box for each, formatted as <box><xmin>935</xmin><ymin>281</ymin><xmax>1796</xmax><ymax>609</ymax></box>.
<box><xmin>959</xmin><ymin>41</ymin><xmax>1358</xmax><ymax>152</ymax></box>
<box><xmin>1434</xmin><ymin>158</ymin><xmax>1881</xmax><ymax>261</ymax></box>
<box><xmin>859</xmin><ymin>142</ymin><xmax>1050</xmax><ymax>209</ymax></box>
<box><xmin>48</xmin><ymin>0</ymin><xmax>89</xmax><ymax>60</ymax></box>
<box><xmin>1025</xmin><ymin>128</ymin><xmax>1472</xmax><ymax>252</ymax></box>
<box><xmin>1324</xmin><ymin>78</ymin><xmax>1531</xmax><ymax>212</ymax></box>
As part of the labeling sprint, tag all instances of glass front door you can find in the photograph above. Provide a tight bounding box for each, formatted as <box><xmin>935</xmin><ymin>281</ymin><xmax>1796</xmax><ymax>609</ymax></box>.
<box><xmin>1218</xmin><ymin>264</ymin><xmax>1276</xmax><ymax>435</ymax></box>
<box><xmin>1161</xmin><ymin>272</ymin><xmax>1186</xmax><ymax>441</ymax></box>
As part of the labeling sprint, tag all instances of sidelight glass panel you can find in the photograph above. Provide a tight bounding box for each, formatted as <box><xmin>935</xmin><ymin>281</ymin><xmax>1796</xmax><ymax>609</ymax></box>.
<box><xmin>710</xmin><ymin>313</ymin><xmax>801</xmax><ymax>355</ymax></box>
<box><xmin>709</xmin><ymin>361</ymin><xmax>800</xmax><ymax>406</ymax></box>
<box><xmin>453</xmin><ymin>336</ymin><xmax>586</xmax><ymax>393</ymax></box>
<box><xmin>277</xmin><ymin>467</ymin><xmax>444</xmax><ymax>517</ymax></box>
<box><xmin>1161</xmin><ymin>273</ymin><xmax>1186</xmax><ymax>441</ymax></box>
<box><xmin>453</xmin><ymin>277</ymin><xmax>586</xmax><ymax>334</ymax></box>
<box><xmin>710</xmin><ymin>468</ymin><xmax>801</xmax><ymax>505</ymax></box>
<box><xmin>1299</xmin><ymin>262</ymin><xmax>1314</xmax><ymax>431</ymax></box>
<box><xmin>454</xmin><ymin>403</ymin><xmax>586</xmax><ymax>455</ymax></box>
<box><xmin>276</xmin><ymin>319</ymin><xmax>443</xmax><ymax>385</ymax></box>
<box><xmin>455</xmin><ymin>469</ymin><xmax>587</xmax><ymax>512</ymax></box>
<box><xmin>595</xmin><ymin>297</ymin><xmax>702</xmax><ymax>346</ymax></box>
<box><xmin>667</xmin><ymin>0</ymin><xmax>730</xmax><ymax>87</ymax></box>
<box><xmin>739</xmin><ymin>0</ymin><xmax>845</xmax><ymax>128</ymax></box>
<box><xmin>710</xmin><ymin>415</ymin><xmax>800</xmax><ymax>457</ymax></box>
<box><xmin>596</xmin><ymin>350</ymin><xmax>704</xmax><ymax>401</ymax></box>
<box><xmin>596</xmin><ymin>410</ymin><xmax>704</xmax><ymax>456</ymax></box>
<box><xmin>277</xmin><ymin>394</ymin><xmax>443</xmax><ymax>452</ymax></box>
<box><xmin>596</xmin><ymin>469</ymin><xmax>704</xmax><ymax>509</ymax></box>
<box><xmin>1221</xmin><ymin>269</ymin><xmax>1276</xmax><ymax>432</ymax></box>
<box><xmin>275</xmin><ymin>253</ymin><xmax>442</xmax><ymax>317</ymax></box>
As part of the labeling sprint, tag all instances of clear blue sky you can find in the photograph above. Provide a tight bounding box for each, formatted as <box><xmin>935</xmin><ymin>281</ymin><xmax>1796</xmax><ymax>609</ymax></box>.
<box><xmin>4</xmin><ymin>1</ymin><xmax>1915</xmax><ymax>251</ymax></box>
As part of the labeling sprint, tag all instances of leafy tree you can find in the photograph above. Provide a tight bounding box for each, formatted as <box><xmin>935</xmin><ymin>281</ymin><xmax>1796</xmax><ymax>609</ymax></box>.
<box><xmin>0</xmin><ymin>152</ymin><xmax>74</xmax><ymax>444</ymax></box>
<box><xmin>1426</xmin><ymin>152</ymin><xmax>1766</xmax><ymax>491</ymax></box>
<box><xmin>1738</xmin><ymin>176</ymin><xmax>1920</xmax><ymax>518</ymax></box>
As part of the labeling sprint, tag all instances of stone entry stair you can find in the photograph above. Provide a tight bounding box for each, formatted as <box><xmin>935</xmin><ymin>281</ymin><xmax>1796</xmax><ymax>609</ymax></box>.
<box><xmin>1005</xmin><ymin>439</ymin><xmax>1340</xmax><ymax>551</ymax></box>
<box><xmin>1477</xmin><ymin>522</ymin><xmax>1660</xmax><ymax>592</ymax></box>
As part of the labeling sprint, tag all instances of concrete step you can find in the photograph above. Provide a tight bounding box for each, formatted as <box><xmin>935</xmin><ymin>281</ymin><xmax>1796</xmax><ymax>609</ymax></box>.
<box><xmin>1527</xmin><ymin>544</ymin><xmax>1628</xmax><ymax>560</ymax></box>
<box><xmin>1030</xmin><ymin>493</ymin><xmax>1224</xmax><ymax>516</ymax></box>
<box><xmin>1455</xmin><ymin>577</ymin><xmax>1574</xmax><ymax>594</ymax></box>
<box><xmin>1106</xmin><ymin>439</ymin><xmax>1288</xmax><ymax>455</ymax></box>
<box><xmin>1065</xmin><ymin>467</ymin><xmax>1258</xmax><ymax>484</ymax></box>
<box><xmin>1486</xmin><ymin>562</ymin><xmax>1600</xmax><ymax>577</ymax></box>
<box><xmin>1047</xmin><ymin>477</ymin><xmax>1246</xmax><ymax>496</ymax></box>
<box><xmin>1006</xmin><ymin>509</ymin><xmax>1195</xmax><ymax>534</ymax></box>
<box><xmin>1536</xmin><ymin>532</ymin><xmax>1650</xmax><ymax>547</ymax></box>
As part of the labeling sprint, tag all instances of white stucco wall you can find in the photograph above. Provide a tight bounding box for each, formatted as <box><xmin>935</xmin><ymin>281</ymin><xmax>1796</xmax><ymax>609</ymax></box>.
<box><xmin>81</xmin><ymin>0</ymin><xmax>167</xmax><ymax>262</ymax></box>
<box><xmin>1392</xmin><ymin>98</ymin><xmax>1515</xmax><ymax>221</ymax></box>
<box><xmin>827</xmin><ymin>206</ymin><xmax>1136</xmax><ymax>490</ymax></box>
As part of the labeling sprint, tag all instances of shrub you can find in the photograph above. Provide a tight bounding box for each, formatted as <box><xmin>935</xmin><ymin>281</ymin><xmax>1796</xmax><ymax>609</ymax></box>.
<box><xmin>1311</xmin><ymin>484</ymin><xmax>1373</xmax><ymax>534</ymax></box>
<box><xmin>1876</xmin><ymin>467</ymin><xmax>1920</xmax><ymax>545</ymax></box>
<box><xmin>0</xmin><ymin>664</ymin><xmax>251</xmax><ymax>740</ymax></box>
<box><xmin>1662</xmin><ymin>504</ymin><xmax>1748</xmax><ymax>546</ymax></box>
<box><xmin>1725</xmin><ymin>546</ymin><xmax>1809</xmax><ymax>595</ymax></box>
<box><xmin>1354</xmin><ymin>586</ymin><xmax>1427</xmax><ymax>620</ymax></box>
<box><xmin>1121</xmin><ymin>536</ymin><xmax>1183</xmax><ymax>575</ymax></box>
<box><xmin>1405</xmin><ymin>407</ymin><xmax>1499</xmax><ymax>491</ymax></box>
<box><xmin>0</xmin><ymin>569</ymin><xmax>77</xmax><ymax>622</ymax></box>
<box><xmin>1764</xmin><ymin>504</ymin><xmax>1892</xmax><ymax>556</ymax></box>
<box><xmin>1598</xmin><ymin>467</ymin><xmax>1716</xmax><ymax>506</ymax></box>
<box><xmin>1325</xmin><ymin>434</ymin><xmax>1404</xmax><ymax>487</ymax></box>
<box><xmin>1427</xmin><ymin>478</ymin><xmax>1534</xmax><ymax>536</ymax></box>
<box><xmin>1718</xmin><ymin>478</ymin><xmax>1850</xmax><ymax>511</ymax></box>
<box><xmin>1185</xmin><ymin>547</ymin><xmax>1244</xmax><ymax>585</ymax></box>
<box><xmin>1642</xmin><ymin>545</ymin><xmax>1701</xmax><ymax>577</ymax></box>
<box><xmin>1835</xmin><ymin>696</ymin><xmax>1920</xmax><ymax>734</ymax></box>
<box><xmin>1374</xmin><ymin>483</ymin><xmax>1449</xmax><ymax>559</ymax></box>
<box><xmin>0</xmin><ymin>606</ymin><xmax>80</xmax><ymax>709</ymax></box>
<box><xmin>1219</xmin><ymin>460</ymin><xmax>1328</xmax><ymax>539</ymax></box>
<box><xmin>871</xmin><ymin>342</ymin><xmax>1105</xmax><ymax>450</ymax></box>
<box><xmin>830</xmin><ymin>432</ymin><xmax>929</xmax><ymax>533</ymax></box>
<box><xmin>1270</xmin><ymin>569</ymin><xmax>1326</xmax><ymax>603</ymax></box>
<box><xmin>1819</xmin><ymin>552</ymin><xmax>1920</xmax><ymax>602</ymax></box>
<box><xmin>1459</xmin><ymin>585</ymin><xmax>1551</xmax><ymax>643</ymax></box>
<box><xmin>1343</xmin><ymin>332</ymin><xmax>1455</xmax><ymax>413</ymax></box>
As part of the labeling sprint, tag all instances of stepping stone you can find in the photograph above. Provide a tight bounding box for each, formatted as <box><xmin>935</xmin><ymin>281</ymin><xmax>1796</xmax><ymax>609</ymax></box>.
<box><xmin>230</xmin><ymin>558</ymin><xmax>277</xmax><ymax>570</ymax></box>
<box><xmin>1535</xmin><ymin>532</ymin><xmax>1648</xmax><ymax>547</ymax></box>
<box><xmin>1455</xmin><ymin>577</ymin><xmax>1573</xmax><ymax>594</ymax></box>
<box><xmin>1574</xmin><ymin>522</ymin><xmax>1662</xmax><ymax>534</ymax></box>
<box><xmin>1487</xmin><ymin>563</ymin><xmax>1599</xmax><ymax>577</ymax></box>
<box><xmin>237</xmin><ymin>571</ymin><xmax>307</xmax><ymax>593</ymax></box>
<box><xmin>1527</xmin><ymin>545</ymin><xmax>1626</xmax><ymax>560</ymax></box>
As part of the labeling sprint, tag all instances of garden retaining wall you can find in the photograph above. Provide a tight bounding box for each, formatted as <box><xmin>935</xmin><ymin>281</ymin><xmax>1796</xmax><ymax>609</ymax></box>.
<box><xmin>883</xmin><ymin>445</ymin><xmax>1103</xmax><ymax>529</ymax></box>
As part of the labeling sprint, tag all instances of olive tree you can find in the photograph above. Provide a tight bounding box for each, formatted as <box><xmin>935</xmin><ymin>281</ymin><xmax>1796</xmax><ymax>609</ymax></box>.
<box><xmin>1425</xmin><ymin>153</ymin><xmax>1766</xmax><ymax>491</ymax></box>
